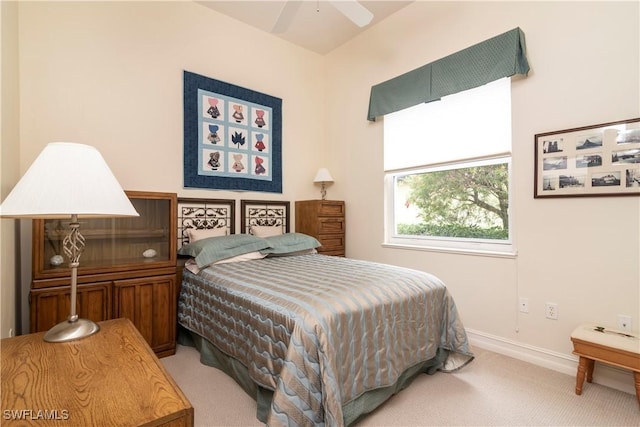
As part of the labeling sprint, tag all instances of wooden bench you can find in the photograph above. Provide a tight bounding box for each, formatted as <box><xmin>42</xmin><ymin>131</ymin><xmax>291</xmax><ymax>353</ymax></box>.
<box><xmin>571</xmin><ymin>323</ymin><xmax>640</xmax><ymax>406</ymax></box>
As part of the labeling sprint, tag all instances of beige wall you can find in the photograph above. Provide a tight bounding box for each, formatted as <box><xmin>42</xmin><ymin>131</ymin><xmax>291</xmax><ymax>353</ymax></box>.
<box><xmin>325</xmin><ymin>1</ymin><xmax>639</xmax><ymax>389</ymax></box>
<box><xmin>1</xmin><ymin>0</ymin><xmax>20</xmax><ymax>338</ymax></box>
<box><xmin>17</xmin><ymin>1</ymin><xmax>327</xmax><ymax>198</ymax></box>
<box><xmin>4</xmin><ymin>0</ymin><xmax>639</xmax><ymax>392</ymax></box>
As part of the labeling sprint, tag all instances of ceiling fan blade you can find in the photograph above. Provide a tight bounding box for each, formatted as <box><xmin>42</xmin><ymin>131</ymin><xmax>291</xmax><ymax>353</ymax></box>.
<box><xmin>328</xmin><ymin>0</ymin><xmax>373</xmax><ymax>27</ymax></box>
<box><xmin>272</xmin><ymin>1</ymin><xmax>303</xmax><ymax>33</ymax></box>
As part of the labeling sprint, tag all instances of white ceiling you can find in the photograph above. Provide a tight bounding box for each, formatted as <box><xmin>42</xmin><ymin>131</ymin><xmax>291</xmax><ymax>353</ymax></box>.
<box><xmin>196</xmin><ymin>1</ymin><xmax>414</xmax><ymax>55</ymax></box>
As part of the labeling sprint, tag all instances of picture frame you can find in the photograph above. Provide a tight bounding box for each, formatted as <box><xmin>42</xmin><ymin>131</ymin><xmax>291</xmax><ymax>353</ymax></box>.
<box><xmin>534</xmin><ymin>118</ymin><xmax>640</xmax><ymax>198</ymax></box>
<box><xmin>183</xmin><ymin>71</ymin><xmax>282</xmax><ymax>193</ymax></box>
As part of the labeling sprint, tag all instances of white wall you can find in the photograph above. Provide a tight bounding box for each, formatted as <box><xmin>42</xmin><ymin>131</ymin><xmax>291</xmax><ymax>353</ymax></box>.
<box><xmin>325</xmin><ymin>1</ymin><xmax>639</xmax><ymax>390</ymax></box>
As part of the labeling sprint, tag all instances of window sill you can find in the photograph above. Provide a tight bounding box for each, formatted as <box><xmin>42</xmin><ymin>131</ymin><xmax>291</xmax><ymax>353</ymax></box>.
<box><xmin>382</xmin><ymin>242</ymin><xmax>517</xmax><ymax>259</ymax></box>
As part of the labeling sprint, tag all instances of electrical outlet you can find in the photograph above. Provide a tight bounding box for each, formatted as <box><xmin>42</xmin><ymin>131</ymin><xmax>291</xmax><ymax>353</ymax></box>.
<box><xmin>519</xmin><ymin>297</ymin><xmax>529</xmax><ymax>313</ymax></box>
<box><xmin>545</xmin><ymin>302</ymin><xmax>558</xmax><ymax>320</ymax></box>
<box><xmin>617</xmin><ymin>315</ymin><xmax>632</xmax><ymax>332</ymax></box>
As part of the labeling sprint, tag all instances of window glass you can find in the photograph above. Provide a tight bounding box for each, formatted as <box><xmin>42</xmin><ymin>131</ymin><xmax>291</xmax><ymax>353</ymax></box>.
<box><xmin>384</xmin><ymin>78</ymin><xmax>514</xmax><ymax>255</ymax></box>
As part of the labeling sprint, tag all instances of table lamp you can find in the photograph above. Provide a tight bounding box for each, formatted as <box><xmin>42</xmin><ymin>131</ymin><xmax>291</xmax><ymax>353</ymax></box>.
<box><xmin>0</xmin><ymin>142</ymin><xmax>139</xmax><ymax>342</ymax></box>
<box><xmin>313</xmin><ymin>168</ymin><xmax>334</xmax><ymax>200</ymax></box>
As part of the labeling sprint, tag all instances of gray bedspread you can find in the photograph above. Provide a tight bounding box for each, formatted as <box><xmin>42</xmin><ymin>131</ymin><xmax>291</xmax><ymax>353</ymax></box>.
<box><xmin>178</xmin><ymin>254</ymin><xmax>473</xmax><ymax>426</ymax></box>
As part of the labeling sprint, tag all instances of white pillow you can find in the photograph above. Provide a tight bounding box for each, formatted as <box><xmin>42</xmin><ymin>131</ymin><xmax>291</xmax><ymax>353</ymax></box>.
<box><xmin>184</xmin><ymin>251</ymin><xmax>267</xmax><ymax>274</ymax></box>
<box><xmin>250</xmin><ymin>225</ymin><xmax>283</xmax><ymax>237</ymax></box>
<box><xmin>186</xmin><ymin>227</ymin><xmax>227</xmax><ymax>243</ymax></box>
<box><xmin>265</xmin><ymin>248</ymin><xmax>317</xmax><ymax>257</ymax></box>
<box><xmin>214</xmin><ymin>250</ymin><xmax>267</xmax><ymax>265</ymax></box>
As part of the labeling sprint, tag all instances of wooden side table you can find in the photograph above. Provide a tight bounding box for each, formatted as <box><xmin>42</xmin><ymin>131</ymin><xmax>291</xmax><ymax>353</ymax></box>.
<box><xmin>295</xmin><ymin>199</ymin><xmax>345</xmax><ymax>256</ymax></box>
<box><xmin>570</xmin><ymin>323</ymin><xmax>640</xmax><ymax>406</ymax></box>
<box><xmin>1</xmin><ymin>318</ymin><xmax>193</xmax><ymax>426</ymax></box>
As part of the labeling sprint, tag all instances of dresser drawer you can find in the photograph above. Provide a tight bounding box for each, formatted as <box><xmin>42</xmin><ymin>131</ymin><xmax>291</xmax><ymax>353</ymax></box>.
<box><xmin>318</xmin><ymin>234</ymin><xmax>345</xmax><ymax>251</ymax></box>
<box><xmin>317</xmin><ymin>201</ymin><xmax>345</xmax><ymax>216</ymax></box>
<box><xmin>317</xmin><ymin>248</ymin><xmax>345</xmax><ymax>257</ymax></box>
<box><xmin>318</xmin><ymin>218</ymin><xmax>345</xmax><ymax>234</ymax></box>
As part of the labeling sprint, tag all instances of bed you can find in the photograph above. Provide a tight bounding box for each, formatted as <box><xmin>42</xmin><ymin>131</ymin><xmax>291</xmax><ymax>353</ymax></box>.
<box><xmin>175</xmin><ymin>198</ymin><xmax>473</xmax><ymax>426</ymax></box>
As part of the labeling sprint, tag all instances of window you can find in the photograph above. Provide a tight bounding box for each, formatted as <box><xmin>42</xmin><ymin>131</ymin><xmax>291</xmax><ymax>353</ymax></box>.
<box><xmin>384</xmin><ymin>78</ymin><xmax>514</xmax><ymax>255</ymax></box>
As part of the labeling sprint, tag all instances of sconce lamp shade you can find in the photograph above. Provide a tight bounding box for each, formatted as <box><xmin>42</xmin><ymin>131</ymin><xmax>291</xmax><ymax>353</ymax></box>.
<box><xmin>0</xmin><ymin>142</ymin><xmax>139</xmax><ymax>219</ymax></box>
<box><xmin>313</xmin><ymin>168</ymin><xmax>334</xmax><ymax>184</ymax></box>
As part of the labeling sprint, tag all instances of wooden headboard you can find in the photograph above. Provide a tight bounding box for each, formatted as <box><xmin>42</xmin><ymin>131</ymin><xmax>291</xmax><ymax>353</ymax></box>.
<box><xmin>176</xmin><ymin>198</ymin><xmax>235</xmax><ymax>249</ymax></box>
<box><xmin>240</xmin><ymin>199</ymin><xmax>290</xmax><ymax>235</ymax></box>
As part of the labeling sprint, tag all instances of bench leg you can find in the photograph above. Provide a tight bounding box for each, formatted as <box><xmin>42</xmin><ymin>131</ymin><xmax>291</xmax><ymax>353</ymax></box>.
<box><xmin>634</xmin><ymin>372</ymin><xmax>640</xmax><ymax>406</ymax></box>
<box><xmin>575</xmin><ymin>356</ymin><xmax>591</xmax><ymax>395</ymax></box>
<box><xmin>586</xmin><ymin>358</ymin><xmax>594</xmax><ymax>383</ymax></box>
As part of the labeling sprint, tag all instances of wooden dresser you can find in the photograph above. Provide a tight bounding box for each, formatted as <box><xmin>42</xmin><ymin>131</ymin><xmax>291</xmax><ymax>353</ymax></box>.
<box><xmin>295</xmin><ymin>200</ymin><xmax>345</xmax><ymax>256</ymax></box>
<box><xmin>1</xmin><ymin>318</ymin><xmax>193</xmax><ymax>426</ymax></box>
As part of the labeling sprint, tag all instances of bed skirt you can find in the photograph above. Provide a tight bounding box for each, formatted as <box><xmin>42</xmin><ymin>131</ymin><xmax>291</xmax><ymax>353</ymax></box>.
<box><xmin>178</xmin><ymin>325</ymin><xmax>449</xmax><ymax>426</ymax></box>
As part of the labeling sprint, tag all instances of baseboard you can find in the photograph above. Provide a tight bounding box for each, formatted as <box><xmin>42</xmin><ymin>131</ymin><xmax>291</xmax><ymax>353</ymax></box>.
<box><xmin>466</xmin><ymin>328</ymin><xmax>636</xmax><ymax>395</ymax></box>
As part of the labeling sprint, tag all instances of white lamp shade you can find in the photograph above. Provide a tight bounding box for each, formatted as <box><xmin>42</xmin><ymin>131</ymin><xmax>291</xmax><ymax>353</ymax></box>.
<box><xmin>313</xmin><ymin>168</ymin><xmax>334</xmax><ymax>183</ymax></box>
<box><xmin>0</xmin><ymin>142</ymin><xmax>139</xmax><ymax>218</ymax></box>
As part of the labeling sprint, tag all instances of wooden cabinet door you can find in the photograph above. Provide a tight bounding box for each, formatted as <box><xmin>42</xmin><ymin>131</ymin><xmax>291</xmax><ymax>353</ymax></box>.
<box><xmin>30</xmin><ymin>282</ymin><xmax>111</xmax><ymax>333</ymax></box>
<box><xmin>113</xmin><ymin>274</ymin><xmax>176</xmax><ymax>357</ymax></box>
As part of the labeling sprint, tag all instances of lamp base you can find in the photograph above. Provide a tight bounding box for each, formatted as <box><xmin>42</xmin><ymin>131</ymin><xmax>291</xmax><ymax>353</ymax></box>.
<box><xmin>43</xmin><ymin>318</ymin><xmax>100</xmax><ymax>343</ymax></box>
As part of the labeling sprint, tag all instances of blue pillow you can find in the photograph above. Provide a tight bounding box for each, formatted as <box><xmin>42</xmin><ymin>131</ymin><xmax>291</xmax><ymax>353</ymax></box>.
<box><xmin>260</xmin><ymin>233</ymin><xmax>321</xmax><ymax>256</ymax></box>
<box><xmin>178</xmin><ymin>234</ymin><xmax>271</xmax><ymax>268</ymax></box>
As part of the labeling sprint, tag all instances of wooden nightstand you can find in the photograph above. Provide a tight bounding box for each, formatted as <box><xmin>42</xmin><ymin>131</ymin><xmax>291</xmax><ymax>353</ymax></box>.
<box><xmin>1</xmin><ymin>318</ymin><xmax>193</xmax><ymax>426</ymax></box>
<box><xmin>295</xmin><ymin>200</ymin><xmax>345</xmax><ymax>256</ymax></box>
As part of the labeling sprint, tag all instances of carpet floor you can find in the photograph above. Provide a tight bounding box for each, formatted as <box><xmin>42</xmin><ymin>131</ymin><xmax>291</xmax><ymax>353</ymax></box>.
<box><xmin>161</xmin><ymin>344</ymin><xmax>639</xmax><ymax>426</ymax></box>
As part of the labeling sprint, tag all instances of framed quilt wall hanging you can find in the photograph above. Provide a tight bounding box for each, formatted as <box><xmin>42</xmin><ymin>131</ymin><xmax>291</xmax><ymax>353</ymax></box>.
<box><xmin>183</xmin><ymin>70</ymin><xmax>282</xmax><ymax>193</ymax></box>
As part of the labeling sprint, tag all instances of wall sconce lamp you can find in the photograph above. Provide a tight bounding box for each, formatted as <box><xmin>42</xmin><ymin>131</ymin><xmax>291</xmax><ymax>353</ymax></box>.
<box><xmin>0</xmin><ymin>142</ymin><xmax>139</xmax><ymax>342</ymax></box>
<box><xmin>313</xmin><ymin>168</ymin><xmax>334</xmax><ymax>200</ymax></box>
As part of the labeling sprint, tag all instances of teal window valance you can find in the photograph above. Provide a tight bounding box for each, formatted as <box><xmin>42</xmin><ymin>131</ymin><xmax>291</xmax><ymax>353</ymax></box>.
<box><xmin>367</xmin><ymin>27</ymin><xmax>529</xmax><ymax>121</ymax></box>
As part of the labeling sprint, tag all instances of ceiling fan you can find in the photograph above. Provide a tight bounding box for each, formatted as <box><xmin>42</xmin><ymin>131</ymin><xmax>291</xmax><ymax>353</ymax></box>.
<box><xmin>272</xmin><ymin>0</ymin><xmax>374</xmax><ymax>33</ymax></box>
